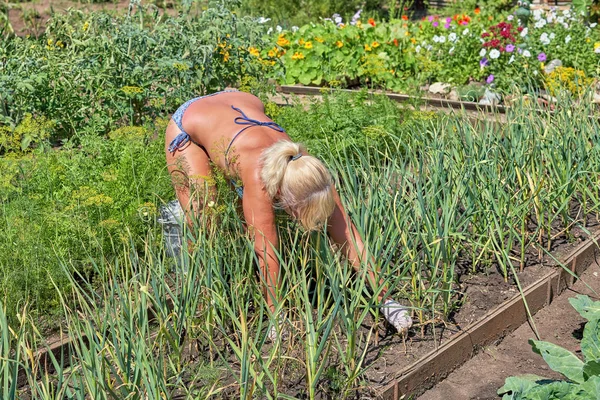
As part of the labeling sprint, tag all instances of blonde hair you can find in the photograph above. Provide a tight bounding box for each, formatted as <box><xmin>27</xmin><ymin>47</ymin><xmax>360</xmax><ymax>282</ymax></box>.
<box><xmin>260</xmin><ymin>140</ymin><xmax>335</xmax><ymax>231</ymax></box>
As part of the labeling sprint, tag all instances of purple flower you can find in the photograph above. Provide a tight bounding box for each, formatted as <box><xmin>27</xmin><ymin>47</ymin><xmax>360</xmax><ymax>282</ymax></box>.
<box><xmin>480</xmin><ymin>57</ymin><xmax>489</xmax><ymax>67</ymax></box>
<box><xmin>486</xmin><ymin>74</ymin><xmax>495</xmax><ymax>84</ymax></box>
<box><xmin>506</xmin><ymin>44</ymin><xmax>515</xmax><ymax>53</ymax></box>
<box><xmin>444</xmin><ymin>22</ymin><xmax>451</xmax><ymax>29</ymax></box>
<box><xmin>517</xmin><ymin>47</ymin><xmax>523</xmax><ymax>54</ymax></box>
<box><xmin>432</xmin><ymin>21</ymin><xmax>439</xmax><ymax>27</ymax></box>
<box><xmin>537</xmin><ymin>52</ymin><xmax>547</xmax><ymax>62</ymax></box>
<box><xmin>446</xmin><ymin>17</ymin><xmax>452</xmax><ymax>23</ymax></box>
<box><xmin>428</xmin><ymin>15</ymin><xmax>435</xmax><ymax>22</ymax></box>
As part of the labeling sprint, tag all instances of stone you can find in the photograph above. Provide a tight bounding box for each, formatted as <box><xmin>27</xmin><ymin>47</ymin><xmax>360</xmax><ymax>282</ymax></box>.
<box><xmin>429</xmin><ymin>82</ymin><xmax>451</xmax><ymax>95</ymax></box>
<box><xmin>544</xmin><ymin>59</ymin><xmax>562</xmax><ymax>74</ymax></box>
<box><xmin>448</xmin><ymin>89</ymin><xmax>460</xmax><ymax>101</ymax></box>
<box><xmin>594</xmin><ymin>93</ymin><xmax>600</xmax><ymax>104</ymax></box>
<box><xmin>479</xmin><ymin>88</ymin><xmax>501</xmax><ymax>106</ymax></box>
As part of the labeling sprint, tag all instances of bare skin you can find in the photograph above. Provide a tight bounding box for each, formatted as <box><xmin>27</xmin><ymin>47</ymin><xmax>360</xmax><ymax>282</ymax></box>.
<box><xmin>165</xmin><ymin>91</ymin><xmax>387</xmax><ymax>313</ymax></box>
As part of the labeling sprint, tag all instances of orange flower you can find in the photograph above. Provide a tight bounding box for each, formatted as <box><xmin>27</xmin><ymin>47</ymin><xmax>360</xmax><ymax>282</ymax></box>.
<box><xmin>474</xmin><ymin>7</ymin><xmax>481</xmax><ymax>14</ymax></box>
<box><xmin>371</xmin><ymin>41</ymin><xmax>380</xmax><ymax>48</ymax></box>
<box><xmin>393</xmin><ymin>38</ymin><xmax>399</xmax><ymax>46</ymax></box>
<box><xmin>368</xmin><ymin>18</ymin><xmax>376</xmax><ymax>27</ymax></box>
<box><xmin>402</xmin><ymin>15</ymin><xmax>409</xmax><ymax>21</ymax></box>
<box><xmin>335</xmin><ymin>40</ymin><xmax>343</xmax><ymax>48</ymax></box>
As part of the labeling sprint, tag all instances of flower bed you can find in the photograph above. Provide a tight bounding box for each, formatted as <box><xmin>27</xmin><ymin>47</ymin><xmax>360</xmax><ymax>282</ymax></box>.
<box><xmin>258</xmin><ymin>6</ymin><xmax>600</xmax><ymax>100</ymax></box>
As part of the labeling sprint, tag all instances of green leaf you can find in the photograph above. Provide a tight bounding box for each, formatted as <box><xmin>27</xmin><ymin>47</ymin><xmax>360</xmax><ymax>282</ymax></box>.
<box><xmin>498</xmin><ymin>375</ymin><xmax>544</xmax><ymax>398</ymax></box>
<box><xmin>526</xmin><ymin>380</ymin><xmax>580</xmax><ymax>399</ymax></box>
<box><xmin>530</xmin><ymin>339</ymin><xmax>585</xmax><ymax>384</ymax></box>
<box><xmin>584</xmin><ymin>360</ymin><xmax>600</xmax><ymax>380</ymax></box>
<box><xmin>569</xmin><ymin>295</ymin><xmax>600</xmax><ymax>321</ymax></box>
<box><xmin>20</xmin><ymin>135</ymin><xmax>32</xmax><ymax>151</ymax></box>
<box><xmin>579</xmin><ymin>374</ymin><xmax>600</xmax><ymax>398</ymax></box>
<box><xmin>298</xmin><ymin>72</ymin><xmax>314</xmax><ymax>85</ymax></box>
<box><xmin>582</xmin><ymin>320</ymin><xmax>600</xmax><ymax>365</ymax></box>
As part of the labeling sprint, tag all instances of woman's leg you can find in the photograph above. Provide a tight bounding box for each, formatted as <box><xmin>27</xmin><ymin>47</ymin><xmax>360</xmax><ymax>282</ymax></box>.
<box><xmin>165</xmin><ymin>120</ymin><xmax>215</xmax><ymax>232</ymax></box>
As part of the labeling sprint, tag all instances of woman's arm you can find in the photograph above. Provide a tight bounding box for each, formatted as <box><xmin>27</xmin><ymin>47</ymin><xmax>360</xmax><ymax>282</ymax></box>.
<box><xmin>241</xmin><ymin>173</ymin><xmax>281</xmax><ymax>314</ymax></box>
<box><xmin>326</xmin><ymin>187</ymin><xmax>388</xmax><ymax>301</ymax></box>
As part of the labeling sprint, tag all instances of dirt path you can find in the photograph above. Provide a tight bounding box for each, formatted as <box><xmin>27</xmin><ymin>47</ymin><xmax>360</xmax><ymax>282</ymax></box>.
<box><xmin>417</xmin><ymin>260</ymin><xmax>600</xmax><ymax>400</ymax></box>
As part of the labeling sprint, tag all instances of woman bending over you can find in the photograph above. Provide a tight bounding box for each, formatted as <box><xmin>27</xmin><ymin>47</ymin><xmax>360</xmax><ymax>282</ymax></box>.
<box><xmin>165</xmin><ymin>90</ymin><xmax>411</xmax><ymax>337</ymax></box>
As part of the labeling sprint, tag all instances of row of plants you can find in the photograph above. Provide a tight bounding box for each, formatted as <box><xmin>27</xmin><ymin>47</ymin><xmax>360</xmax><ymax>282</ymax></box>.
<box><xmin>257</xmin><ymin>5</ymin><xmax>600</xmax><ymax>95</ymax></box>
<box><xmin>3</xmin><ymin>88</ymin><xmax>600</xmax><ymax>397</ymax></box>
<box><xmin>0</xmin><ymin>1</ymin><xmax>271</xmax><ymax>143</ymax></box>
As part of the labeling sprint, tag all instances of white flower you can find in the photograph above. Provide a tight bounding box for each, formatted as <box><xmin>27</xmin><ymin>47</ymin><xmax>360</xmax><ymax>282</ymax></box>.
<box><xmin>507</xmin><ymin>15</ymin><xmax>514</xmax><ymax>21</ymax></box>
<box><xmin>533</xmin><ymin>9</ymin><xmax>543</xmax><ymax>20</ymax></box>
<box><xmin>267</xmin><ymin>27</ymin><xmax>273</xmax><ymax>34</ymax></box>
<box><xmin>563</xmin><ymin>9</ymin><xmax>570</xmax><ymax>16</ymax></box>
<box><xmin>540</xmin><ymin>32</ymin><xmax>550</xmax><ymax>45</ymax></box>
<box><xmin>591</xmin><ymin>23</ymin><xmax>598</xmax><ymax>28</ymax></box>
<box><xmin>463</xmin><ymin>28</ymin><xmax>469</xmax><ymax>35</ymax></box>
<box><xmin>415</xmin><ymin>45</ymin><xmax>421</xmax><ymax>53</ymax></box>
<box><xmin>449</xmin><ymin>32</ymin><xmax>457</xmax><ymax>42</ymax></box>
<box><xmin>596</xmin><ymin>47</ymin><xmax>600</xmax><ymax>54</ymax></box>
<box><xmin>257</xmin><ymin>17</ymin><xmax>271</xmax><ymax>24</ymax></box>
<box><xmin>480</xmin><ymin>38</ymin><xmax>485</xmax><ymax>43</ymax></box>
<box><xmin>426</xmin><ymin>44</ymin><xmax>433</xmax><ymax>51</ymax></box>
<box><xmin>479</xmin><ymin>48</ymin><xmax>487</xmax><ymax>57</ymax></box>
<box><xmin>565</xmin><ymin>34</ymin><xmax>571</xmax><ymax>44</ymax></box>
<box><xmin>534</xmin><ymin>19</ymin><xmax>547</xmax><ymax>29</ymax></box>
<box><xmin>291</xmin><ymin>26</ymin><xmax>299</xmax><ymax>32</ymax></box>
<box><xmin>533</xmin><ymin>70</ymin><xmax>538</xmax><ymax>75</ymax></box>
<box><xmin>489</xmin><ymin>49</ymin><xmax>500</xmax><ymax>59</ymax></box>
<box><xmin>520</xmin><ymin>27</ymin><xmax>528</xmax><ymax>37</ymax></box>
<box><xmin>557</xmin><ymin>16</ymin><xmax>564</xmax><ymax>24</ymax></box>
<box><xmin>523</xmin><ymin>49</ymin><xmax>531</xmax><ymax>57</ymax></box>
<box><xmin>508</xmin><ymin>55</ymin><xmax>515</xmax><ymax>64</ymax></box>
<box><xmin>563</xmin><ymin>23</ymin><xmax>569</xmax><ymax>29</ymax></box>
<box><xmin>549</xmin><ymin>32</ymin><xmax>555</xmax><ymax>40</ymax></box>
<box><xmin>433</xmin><ymin>35</ymin><xmax>440</xmax><ymax>43</ymax></box>
<box><xmin>276</xmin><ymin>25</ymin><xmax>283</xmax><ymax>33</ymax></box>
<box><xmin>449</xmin><ymin>46</ymin><xmax>455</xmax><ymax>54</ymax></box>
<box><xmin>438</xmin><ymin>35</ymin><xmax>446</xmax><ymax>43</ymax></box>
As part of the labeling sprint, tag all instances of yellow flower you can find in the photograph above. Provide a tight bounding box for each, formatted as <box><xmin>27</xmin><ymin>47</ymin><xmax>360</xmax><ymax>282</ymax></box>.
<box><xmin>335</xmin><ymin>40</ymin><xmax>343</xmax><ymax>48</ymax></box>
<box><xmin>298</xmin><ymin>38</ymin><xmax>305</xmax><ymax>46</ymax></box>
<box><xmin>268</xmin><ymin>49</ymin><xmax>276</xmax><ymax>57</ymax></box>
<box><xmin>47</xmin><ymin>38</ymin><xmax>53</xmax><ymax>46</ymax></box>
<box><xmin>371</xmin><ymin>41</ymin><xmax>380</xmax><ymax>48</ymax></box>
<box><xmin>248</xmin><ymin>47</ymin><xmax>260</xmax><ymax>57</ymax></box>
<box><xmin>277</xmin><ymin>34</ymin><xmax>290</xmax><ymax>47</ymax></box>
<box><xmin>56</xmin><ymin>40</ymin><xmax>64</xmax><ymax>48</ymax></box>
<box><xmin>291</xmin><ymin>52</ymin><xmax>305</xmax><ymax>60</ymax></box>
<box><xmin>411</xmin><ymin>38</ymin><xmax>417</xmax><ymax>44</ymax></box>
<box><xmin>82</xmin><ymin>21</ymin><xmax>90</xmax><ymax>32</ymax></box>
<box><xmin>173</xmin><ymin>62</ymin><xmax>189</xmax><ymax>71</ymax></box>
<box><xmin>595</xmin><ymin>42</ymin><xmax>600</xmax><ymax>50</ymax></box>
<box><xmin>364</xmin><ymin>44</ymin><xmax>372</xmax><ymax>51</ymax></box>
<box><xmin>356</xmin><ymin>20</ymin><xmax>363</xmax><ymax>28</ymax></box>
<box><xmin>304</xmin><ymin>41</ymin><xmax>313</xmax><ymax>49</ymax></box>
<box><xmin>405</xmin><ymin>31</ymin><xmax>410</xmax><ymax>36</ymax></box>
<box><xmin>315</xmin><ymin>37</ymin><xmax>324</xmax><ymax>43</ymax></box>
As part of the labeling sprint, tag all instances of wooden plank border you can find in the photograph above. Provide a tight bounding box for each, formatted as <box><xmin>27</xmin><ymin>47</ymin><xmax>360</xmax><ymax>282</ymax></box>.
<box><xmin>376</xmin><ymin>231</ymin><xmax>600</xmax><ymax>399</ymax></box>
<box><xmin>277</xmin><ymin>85</ymin><xmax>508</xmax><ymax>114</ymax></box>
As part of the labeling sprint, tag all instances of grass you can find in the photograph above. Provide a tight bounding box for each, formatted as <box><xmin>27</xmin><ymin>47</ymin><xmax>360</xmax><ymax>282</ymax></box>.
<box><xmin>2</xmin><ymin>89</ymin><xmax>600</xmax><ymax>398</ymax></box>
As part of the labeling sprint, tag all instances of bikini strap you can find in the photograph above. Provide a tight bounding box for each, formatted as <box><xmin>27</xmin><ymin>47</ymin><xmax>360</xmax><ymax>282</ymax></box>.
<box><xmin>224</xmin><ymin>106</ymin><xmax>285</xmax><ymax>165</ymax></box>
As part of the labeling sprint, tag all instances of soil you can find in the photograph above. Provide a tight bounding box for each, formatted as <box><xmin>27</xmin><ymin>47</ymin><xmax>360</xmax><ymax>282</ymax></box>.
<box><xmin>417</xmin><ymin>258</ymin><xmax>600</xmax><ymax>400</ymax></box>
<box><xmin>5</xmin><ymin>0</ymin><xmax>177</xmax><ymax>37</ymax></box>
